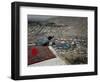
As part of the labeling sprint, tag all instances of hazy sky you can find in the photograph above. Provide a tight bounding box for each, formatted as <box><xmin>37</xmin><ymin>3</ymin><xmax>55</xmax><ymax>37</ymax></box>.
<box><xmin>28</xmin><ymin>15</ymin><xmax>54</xmax><ymax>22</ymax></box>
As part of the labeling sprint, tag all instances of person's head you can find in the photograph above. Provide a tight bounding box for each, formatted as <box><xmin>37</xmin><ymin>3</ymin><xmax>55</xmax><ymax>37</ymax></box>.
<box><xmin>48</xmin><ymin>36</ymin><xmax>54</xmax><ymax>40</ymax></box>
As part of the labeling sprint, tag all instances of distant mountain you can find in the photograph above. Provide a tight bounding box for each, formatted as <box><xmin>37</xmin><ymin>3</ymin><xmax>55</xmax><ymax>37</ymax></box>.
<box><xmin>47</xmin><ymin>16</ymin><xmax>88</xmax><ymax>37</ymax></box>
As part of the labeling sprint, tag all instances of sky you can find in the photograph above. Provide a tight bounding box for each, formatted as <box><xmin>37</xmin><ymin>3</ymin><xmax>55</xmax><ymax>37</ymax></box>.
<box><xmin>28</xmin><ymin>15</ymin><xmax>54</xmax><ymax>22</ymax></box>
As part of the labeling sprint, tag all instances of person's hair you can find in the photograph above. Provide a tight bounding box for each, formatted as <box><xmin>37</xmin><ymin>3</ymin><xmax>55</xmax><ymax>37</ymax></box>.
<box><xmin>48</xmin><ymin>36</ymin><xmax>54</xmax><ymax>40</ymax></box>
